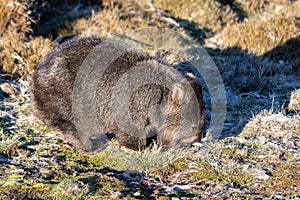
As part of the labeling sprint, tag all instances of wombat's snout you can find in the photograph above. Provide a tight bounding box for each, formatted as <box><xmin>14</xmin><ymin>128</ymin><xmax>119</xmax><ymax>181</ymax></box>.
<box><xmin>30</xmin><ymin>37</ymin><xmax>205</xmax><ymax>153</ymax></box>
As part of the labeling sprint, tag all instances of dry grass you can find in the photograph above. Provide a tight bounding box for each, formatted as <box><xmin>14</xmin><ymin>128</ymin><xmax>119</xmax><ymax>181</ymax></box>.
<box><xmin>220</xmin><ymin>13</ymin><xmax>300</xmax><ymax>56</ymax></box>
<box><xmin>153</xmin><ymin>0</ymin><xmax>239</xmax><ymax>35</ymax></box>
<box><xmin>215</xmin><ymin>1</ymin><xmax>300</xmax><ymax>58</ymax></box>
<box><xmin>235</xmin><ymin>0</ymin><xmax>293</xmax><ymax>16</ymax></box>
<box><xmin>0</xmin><ymin>34</ymin><xmax>57</xmax><ymax>80</ymax></box>
<box><xmin>58</xmin><ymin>1</ymin><xmax>172</xmax><ymax>38</ymax></box>
<box><xmin>240</xmin><ymin>110</ymin><xmax>300</xmax><ymax>162</ymax></box>
<box><xmin>0</xmin><ymin>0</ymin><xmax>59</xmax><ymax>80</ymax></box>
<box><xmin>288</xmin><ymin>89</ymin><xmax>300</xmax><ymax>112</ymax></box>
<box><xmin>0</xmin><ymin>0</ymin><xmax>32</xmax><ymax>37</ymax></box>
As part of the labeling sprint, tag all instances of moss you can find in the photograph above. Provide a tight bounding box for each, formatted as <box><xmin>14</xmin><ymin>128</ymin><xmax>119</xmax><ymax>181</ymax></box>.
<box><xmin>14</xmin><ymin>103</ymin><xmax>31</xmax><ymax>116</ymax></box>
<box><xmin>190</xmin><ymin>161</ymin><xmax>220</xmax><ymax>181</ymax></box>
<box><xmin>222</xmin><ymin>169</ymin><xmax>254</xmax><ymax>187</ymax></box>
<box><xmin>88</xmin><ymin>149</ymin><xmax>123</xmax><ymax>168</ymax></box>
<box><xmin>0</xmin><ymin>182</ymin><xmax>54</xmax><ymax>198</ymax></box>
<box><xmin>157</xmin><ymin>157</ymin><xmax>190</xmax><ymax>178</ymax></box>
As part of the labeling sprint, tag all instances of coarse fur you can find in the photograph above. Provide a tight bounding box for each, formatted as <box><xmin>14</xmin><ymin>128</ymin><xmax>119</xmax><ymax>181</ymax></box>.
<box><xmin>31</xmin><ymin>37</ymin><xmax>205</xmax><ymax>153</ymax></box>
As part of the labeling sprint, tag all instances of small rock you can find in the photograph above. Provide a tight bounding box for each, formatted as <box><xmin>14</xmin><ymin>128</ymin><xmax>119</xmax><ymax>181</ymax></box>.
<box><xmin>257</xmin><ymin>155</ymin><xmax>268</xmax><ymax>159</ymax></box>
<box><xmin>133</xmin><ymin>192</ymin><xmax>141</xmax><ymax>196</ymax></box>
<box><xmin>110</xmin><ymin>191</ymin><xmax>122</xmax><ymax>199</ymax></box>
<box><xmin>0</xmin><ymin>82</ymin><xmax>20</xmax><ymax>98</ymax></box>
<box><xmin>173</xmin><ymin>185</ymin><xmax>192</xmax><ymax>191</ymax></box>
<box><xmin>254</xmin><ymin>170</ymin><xmax>270</xmax><ymax>181</ymax></box>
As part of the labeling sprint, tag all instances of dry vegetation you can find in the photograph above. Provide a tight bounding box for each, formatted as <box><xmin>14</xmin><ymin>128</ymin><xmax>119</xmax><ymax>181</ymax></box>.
<box><xmin>0</xmin><ymin>0</ymin><xmax>31</xmax><ymax>37</ymax></box>
<box><xmin>220</xmin><ymin>13</ymin><xmax>300</xmax><ymax>56</ymax></box>
<box><xmin>0</xmin><ymin>0</ymin><xmax>300</xmax><ymax>199</ymax></box>
<box><xmin>154</xmin><ymin>0</ymin><xmax>240</xmax><ymax>35</ymax></box>
<box><xmin>0</xmin><ymin>0</ymin><xmax>57</xmax><ymax>79</ymax></box>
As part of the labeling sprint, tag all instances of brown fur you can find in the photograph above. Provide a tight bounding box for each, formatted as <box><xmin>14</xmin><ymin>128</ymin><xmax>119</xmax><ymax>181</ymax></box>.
<box><xmin>30</xmin><ymin>38</ymin><xmax>205</xmax><ymax>153</ymax></box>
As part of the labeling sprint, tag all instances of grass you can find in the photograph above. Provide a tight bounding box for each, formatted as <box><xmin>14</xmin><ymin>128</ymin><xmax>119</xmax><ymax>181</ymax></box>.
<box><xmin>220</xmin><ymin>10</ymin><xmax>300</xmax><ymax>56</ymax></box>
<box><xmin>288</xmin><ymin>89</ymin><xmax>300</xmax><ymax>112</ymax></box>
<box><xmin>153</xmin><ymin>0</ymin><xmax>239</xmax><ymax>36</ymax></box>
<box><xmin>0</xmin><ymin>33</ymin><xmax>58</xmax><ymax>80</ymax></box>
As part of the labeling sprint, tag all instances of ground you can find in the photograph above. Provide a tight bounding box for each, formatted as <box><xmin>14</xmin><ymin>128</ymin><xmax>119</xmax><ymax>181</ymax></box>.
<box><xmin>0</xmin><ymin>0</ymin><xmax>300</xmax><ymax>199</ymax></box>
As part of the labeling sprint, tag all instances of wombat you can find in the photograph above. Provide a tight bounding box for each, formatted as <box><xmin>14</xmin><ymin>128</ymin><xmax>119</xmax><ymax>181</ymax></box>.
<box><xmin>30</xmin><ymin>37</ymin><xmax>205</xmax><ymax>153</ymax></box>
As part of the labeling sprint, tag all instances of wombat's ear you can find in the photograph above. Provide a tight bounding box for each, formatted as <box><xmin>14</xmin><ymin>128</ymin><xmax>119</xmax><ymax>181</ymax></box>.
<box><xmin>171</xmin><ymin>83</ymin><xmax>185</xmax><ymax>105</ymax></box>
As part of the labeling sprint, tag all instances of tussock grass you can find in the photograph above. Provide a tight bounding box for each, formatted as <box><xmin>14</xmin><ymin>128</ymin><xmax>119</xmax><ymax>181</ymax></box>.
<box><xmin>240</xmin><ymin>110</ymin><xmax>300</xmax><ymax>162</ymax></box>
<box><xmin>0</xmin><ymin>0</ymin><xmax>58</xmax><ymax>80</ymax></box>
<box><xmin>0</xmin><ymin>35</ymin><xmax>57</xmax><ymax>79</ymax></box>
<box><xmin>220</xmin><ymin>10</ymin><xmax>300</xmax><ymax>56</ymax></box>
<box><xmin>235</xmin><ymin>0</ymin><xmax>293</xmax><ymax>16</ymax></box>
<box><xmin>58</xmin><ymin>1</ymin><xmax>171</xmax><ymax>38</ymax></box>
<box><xmin>0</xmin><ymin>0</ymin><xmax>32</xmax><ymax>37</ymax></box>
<box><xmin>288</xmin><ymin>89</ymin><xmax>300</xmax><ymax>112</ymax></box>
<box><xmin>154</xmin><ymin>0</ymin><xmax>239</xmax><ymax>35</ymax></box>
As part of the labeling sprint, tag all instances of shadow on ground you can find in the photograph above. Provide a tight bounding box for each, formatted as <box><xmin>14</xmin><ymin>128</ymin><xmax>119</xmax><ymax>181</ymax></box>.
<box><xmin>204</xmin><ymin>36</ymin><xmax>300</xmax><ymax>138</ymax></box>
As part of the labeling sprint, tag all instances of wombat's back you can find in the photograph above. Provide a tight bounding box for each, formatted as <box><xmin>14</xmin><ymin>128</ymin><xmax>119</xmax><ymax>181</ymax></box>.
<box><xmin>31</xmin><ymin>38</ymin><xmax>104</xmax><ymax>131</ymax></box>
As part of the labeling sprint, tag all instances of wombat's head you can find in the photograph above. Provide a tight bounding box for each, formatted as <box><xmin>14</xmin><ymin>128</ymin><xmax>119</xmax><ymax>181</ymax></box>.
<box><xmin>151</xmin><ymin>73</ymin><xmax>204</xmax><ymax>148</ymax></box>
<box><xmin>127</xmin><ymin>59</ymin><xmax>205</xmax><ymax>149</ymax></box>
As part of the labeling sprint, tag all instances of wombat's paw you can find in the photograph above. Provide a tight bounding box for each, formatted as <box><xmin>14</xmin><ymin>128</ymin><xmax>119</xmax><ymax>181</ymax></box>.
<box><xmin>63</xmin><ymin>132</ymin><xmax>113</xmax><ymax>154</ymax></box>
<box><xmin>62</xmin><ymin>132</ymin><xmax>87</xmax><ymax>152</ymax></box>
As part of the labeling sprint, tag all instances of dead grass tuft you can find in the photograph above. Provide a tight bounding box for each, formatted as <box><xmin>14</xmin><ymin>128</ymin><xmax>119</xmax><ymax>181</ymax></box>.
<box><xmin>153</xmin><ymin>0</ymin><xmax>239</xmax><ymax>35</ymax></box>
<box><xmin>0</xmin><ymin>0</ymin><xmax>59</xmax><ymax>80</ymax></box>
<box><xmin>239</xmin><ymin>110</ymin><xmax>300</xmax><ymax>163</ymax></box>
<box><xmin>288</xmin><ymin>89</ymin><xmax>300</xmax><ymax>112</ymax></box>
<box><xmin>0</xmin><ymin>34</ymin><xmax>58</xmax><ymax>80</ymax></box>
<box><xmin>0</xmin><ymin>0</ymin><xmax>32</xmax><ymax>37</ymax></box>
<box><xmin>235</xmin><ymin>0</ymin><xmax>293</xmax><ymax>16</ymax></box>
<box><xmin>220</xmin><ymin>10</ymin><xmax>300</xmax><ymax>56</ymax></box>
<box><xmin>58</xmin><ymin>1</ymin><xmax>171</xmax><ymax>38</ymax></box>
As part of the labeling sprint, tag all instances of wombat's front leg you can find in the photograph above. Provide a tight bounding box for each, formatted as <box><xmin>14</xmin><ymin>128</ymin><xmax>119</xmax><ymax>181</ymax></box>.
<box><xmin>62</xmin><ymin>131</ymin><xmax>108</xmax><ymax>154</ymax></box>
<box><xmin>62</xmin><ymin>131</ymin><xmax>86</xmax><ymax>152</ymax></box>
